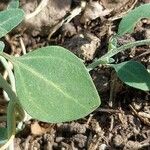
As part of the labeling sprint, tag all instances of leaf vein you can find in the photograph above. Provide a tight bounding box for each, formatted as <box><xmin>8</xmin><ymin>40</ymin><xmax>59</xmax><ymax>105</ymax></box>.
<box><xmin>15</xmin><ymin>60</ymin><xmax>88</xmax><ymax>111</ymax></box>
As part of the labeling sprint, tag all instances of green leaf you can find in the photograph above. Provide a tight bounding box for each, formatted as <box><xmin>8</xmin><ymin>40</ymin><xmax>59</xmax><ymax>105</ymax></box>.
<box><xmin>111</xmin><ymin>61</ymin><xmax>150</xmax><ymax>91</ymax></box>
<box><xmin>118</xmin><ymin>4</ymin><xmax>150</xmax><ymax>35</ymax></box>
<box><xmin>0</xmin><ymin>128</ymin><xmax>7</xmax><ymax>145</ymax></box>
<box><xmin>7</xmin><ymin>0</ymin><xmax>19</xmax><ymax>9</ymax></box>
<box><xmin>0</xmin><ymin>9</ymin><xmax>24</xmax><ymax>38</ymax></box>
<box><xmin>0</xmin><ymin>41</ymin><xmax>5</xmax><ymax>52</ymax></box>
<box><xmin>6</xmin><ymin>46</ymin><xmax>100</xmax><ymax>123</ymax></box>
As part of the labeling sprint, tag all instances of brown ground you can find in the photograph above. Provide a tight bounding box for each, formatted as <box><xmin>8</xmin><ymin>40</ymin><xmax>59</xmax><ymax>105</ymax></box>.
<box><xmin>0</xmin><ymin>0</ymin><xmax>150</xmax><ymax>149</ymax></box>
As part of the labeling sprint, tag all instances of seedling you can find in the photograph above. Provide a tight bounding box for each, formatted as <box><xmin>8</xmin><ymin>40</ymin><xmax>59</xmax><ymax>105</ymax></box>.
<box><xmin>0</xmin><ymin>2</ymin><xmax>150</xmax><ymax>149</ymax></box>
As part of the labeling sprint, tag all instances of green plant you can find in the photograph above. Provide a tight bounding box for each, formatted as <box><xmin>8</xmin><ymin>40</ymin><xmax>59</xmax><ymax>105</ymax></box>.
<box><xmin>88</xmin><ymin>3</ymin><xmax>150</xmax><ymax>91</ymax></box>
<box><xmin>0</xmin><ymin>2</ymin><xmax>150</xmax><ymax>149</ymax></box>
<box><xmin>0</xmin><ymin>2</ymin><xmax>100</xmax><ymax>149</ymax></box>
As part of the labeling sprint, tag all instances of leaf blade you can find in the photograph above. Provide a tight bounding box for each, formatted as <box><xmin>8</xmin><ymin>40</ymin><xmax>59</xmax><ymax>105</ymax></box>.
<box><xmin>0</xmin><ymin>9</ymin><xmax>24</xmax><ymax>38</ymax></box>
<box><xmin>111</xmin><ymin>61</ymin><xmax>150</xmax><ymax>91</ymax></box>
<box><xmin>11</xmin><ymin>46</ymin><xmax>100</xmax><ymax>123</ymax></box>
<box><xmin>118</xmin><ymin>4</ymin><xmax>150</xmax><ymax>35</ymax></box>
<box><xmin>7</xmin><ymin>0</ymin><xmax>19</xmax><ymax>9</ymax></box>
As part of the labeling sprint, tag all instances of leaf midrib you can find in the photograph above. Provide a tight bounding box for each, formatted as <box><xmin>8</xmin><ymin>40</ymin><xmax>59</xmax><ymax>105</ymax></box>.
<box><xmin>14</xmin><ymin>59</ymin><xmax>88</xmax><ymax>111</ymax></box>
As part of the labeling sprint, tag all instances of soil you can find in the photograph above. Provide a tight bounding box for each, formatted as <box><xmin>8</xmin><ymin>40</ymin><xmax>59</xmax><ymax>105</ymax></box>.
<box><xmin>0</xmin><ymin>0</ymin><xmax>150</xmax><ymax>149</ymax></box>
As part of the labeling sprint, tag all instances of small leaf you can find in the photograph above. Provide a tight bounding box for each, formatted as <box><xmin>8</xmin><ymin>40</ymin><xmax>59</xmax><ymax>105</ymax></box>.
<box><xmin>111</xmin><ymin>61</ymin><xmax>150</xmax><ymax>91</ymax></box>
<box><xmin>0</xmin><ymin>9</ymin><xmax>24</xmax><ymax>38</ymax></box>
<box><xmin>118</xmin><ymin>4</ymin><xmax>150</xmax><ymax>35</ymax></box>
<box><xmin>7</xmin><ymin>46</ymin><xmax>100</xmax><ymax>123</ymax></box>
<box><xmin>0</xmin><ymin>41</ymin><xmax>5</xmax><ymax>52</ymax></box>
<box><xmin>7</xmin><ymin>0</ymin><xmax>19</xmax><ymax>9</ymax></box>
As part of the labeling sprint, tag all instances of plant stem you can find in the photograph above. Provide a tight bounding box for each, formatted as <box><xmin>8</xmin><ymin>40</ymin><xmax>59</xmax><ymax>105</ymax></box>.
<box><xmin>0</xmin><ymin>52</ymin><xmax>13</xmax><ymax>62</ymax></box>
<box><xmin>87</xmin><ymin>38</ymin><xmax>150</xmax><ymax>70</ymax></box>
<box><xmin>0</xmin><ymin>53</ymin><xmax>16</xmax><ymax>103</ymax></box>
<box><xmin>0</xmin><ymin>56</ymin><xmax>16</xmax><ymax>92</ymax></box>
<box><xmin>0</xmin><ymin>52</ymin><xmax>16</xmax><ymax>95</ymax></box>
